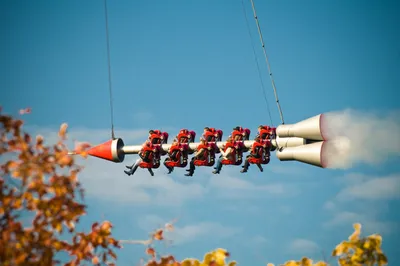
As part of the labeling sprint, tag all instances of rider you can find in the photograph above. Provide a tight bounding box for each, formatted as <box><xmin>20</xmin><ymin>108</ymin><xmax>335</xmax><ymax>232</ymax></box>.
<box><xmin>177</xmin><ymin>129</ymin><xmax>192</xmax><ymax>143</ymax></box>
<box><xmin>148</xmin><ymin>130</ymin><xmax>162</xmax><ymax>144</ymax></box>
<box><xmin>184</xmin><ymin>138</ymin><xmax>210</xmax><ymax>177</ymax></box>
<box><xmin>256</xmin><ymin>125</ymin><xmax>272</xmax><ymax>140</ymax></box>
<box><xmin>125</xmin><ymin>140</ymin><xmax>158</xmax><ymax>176</ymax></box>
<box><xmin>148</xmin><ymin>129</ymin><xmax>168</xmax><ymax>144</ymax></box>
<box><xmin>231</xmin><ymin>126</ymin><xmax>250</xmax><ymax>141</ymax></box>
<box><xmin>240</xmin><ymin>136</ymin><xmax>269</xmax><ymax>173</ymax></box>
<box><xmin>163</xmin><ymin>139</ymin><xmax>185</xmax><ymax>174</ymax></box>
<box><xmin>212</xmin><ymin>136</ymin><xmax>237</xmax><ymax>174</ymax></box>
<box><xmin>203</xmin><ymin>127</ymin><xmax>222</xmax><ymax>142</ymax></box>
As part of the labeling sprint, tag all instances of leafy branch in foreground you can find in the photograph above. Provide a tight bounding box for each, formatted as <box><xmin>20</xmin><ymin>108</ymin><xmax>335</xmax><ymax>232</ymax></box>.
<box><xmin>0</xmin><ymin>108</ymin><xmax>121</xmax><ymax>265</ymax></box>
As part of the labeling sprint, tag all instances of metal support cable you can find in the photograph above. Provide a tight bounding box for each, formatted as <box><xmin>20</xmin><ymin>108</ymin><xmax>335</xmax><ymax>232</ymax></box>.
<box><xmin>241</xmin><ymin>0</ymin><xmax>274</xmax><ymax>126</ymax></box>
<box><xmin>104</xmin><ymin>0</ymin><xmax>116</xmax><ymax>139</ymax></box>
<box><xmin>249</xmin><ymin>0</ymin><xmax>285</xmax><ymax>125</ymax></box>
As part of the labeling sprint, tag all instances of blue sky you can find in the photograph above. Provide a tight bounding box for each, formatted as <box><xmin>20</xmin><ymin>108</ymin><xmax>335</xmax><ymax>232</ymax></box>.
<box><xmin>2</xmin><ymin>0</ymin><xmax>400</xmax><ymax>265</ymax></box>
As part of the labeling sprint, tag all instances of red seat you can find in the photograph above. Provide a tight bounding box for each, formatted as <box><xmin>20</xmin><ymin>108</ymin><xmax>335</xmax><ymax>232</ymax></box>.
<box><xmin>248</xmin><ymin>156</ymin><xmax>270</xmax><ymax>165</ymax></box>
<box><xmin>250</xmin><ymin>140</ymin><xmax>271</xmax><ymax>165</ymax></box>
<box><xmin>164</xmin><ymin>150</ymin><xmax>188</xmax><ymax>168</ymax></box>
<box><xmin>139</xmin><ymin>161</ymin><xmax>161</xmax><ymax>169</ymax></box>
<box><xmin>193</xmin><ymin>143</ymin><xmax>216</xmax><ymax>167</ymax></box>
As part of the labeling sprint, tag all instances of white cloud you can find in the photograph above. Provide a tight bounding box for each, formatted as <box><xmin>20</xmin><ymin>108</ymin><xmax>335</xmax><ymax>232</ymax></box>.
<box><xmin>336</xmin><ymin>174</ymin><xmax>400</xmax><ymax>201</ymax></box>
<box><xmin>79</xmin><ymin>159</ymin><xmax>206</xmax><ymax>206</ymax></box>
<box><xmin>209</xmin><ymin>174</ymin><xmax>286</xmax><ymax>193</ymax></box>
<box><xmin>323</xmin><ymin>211</ymin><xmax>398</xmax><ymax>235</ymax></box>
<box><xmin>323</xmin><ymin>172</ymin><xmax>400</xmax><ymax>235</ymax></box>
<box><xmin>288</xmin><ymin>239</ymin><xmax>319</xmax><ymax>254</ymax></box>
<box><xmin>169</xmin><ymin>222</ymin><xmax>241</xmax><ymax>245</ymax></box>
<box><xmin>136</xmin><ymin>215</ymin><xmax>241</xmax><ymax>245</ymax></box>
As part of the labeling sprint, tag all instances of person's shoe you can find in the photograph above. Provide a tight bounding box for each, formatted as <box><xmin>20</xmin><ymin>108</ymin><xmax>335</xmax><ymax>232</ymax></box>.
<box><xmin>184</xmin><ymin>173</ymin><xmax>193</xmax><ymax>177</ymax></box>
<box><xmin>212</xmin><ymin>170</ymin><xmax>219</xmax><ymax>174</ymax></box>
<box><xmin>240</xmin><ymin>169</ymin><xmax>247</xmax><ymax>173</ymax></box>
<box><xmin>124</xmin><ymin>170</ymin><xmax>131</xmax><ymax>175</ymax></box>
<box><xmin>126</xmin><ymin>165</ymin><xmax>133</xmax><ymax>169</ymax></box>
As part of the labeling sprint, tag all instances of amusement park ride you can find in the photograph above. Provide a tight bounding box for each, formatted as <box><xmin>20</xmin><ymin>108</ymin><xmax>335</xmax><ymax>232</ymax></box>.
<box><xmin>77</xmin><ymin>113</ymin><xmax>329</xmax><ymax>176</ymax></box>
<box><xmin>72</xmin><ymin>0</ymin><xmax>331</xmax><ymax>175</ymax></box>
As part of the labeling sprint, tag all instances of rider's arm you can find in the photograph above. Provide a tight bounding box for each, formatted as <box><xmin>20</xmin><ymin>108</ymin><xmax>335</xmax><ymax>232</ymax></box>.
<box><xmin>143</xmin><ymin>151</ymin><xmax>151</xmax><ymax>161</ymax></box>
<box><xmin>170</xmin><ymin>150</ymin><xmax>179</xmax><ymax>160</ymax></box>
<box><xmin>195</xmin><ymin>148</ymin><xmax>205</xmax><ymax>158</ymax></box>
<box><xmin>252</xmin><ymin>147</ymin><xmax>261</xmax><ymax>158</ymax></box>
<box><xmin>220</xmin><ymin>147</ymin><xmax>232</xmax><ymax>158</ymax></box>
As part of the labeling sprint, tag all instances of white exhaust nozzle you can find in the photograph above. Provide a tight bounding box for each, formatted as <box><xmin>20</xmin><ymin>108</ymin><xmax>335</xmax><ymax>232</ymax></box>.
<box><xmin>276</xmin><ymin>141</ymin><xmax>327</xmax><ymax>168</ymax></box>
<box><xmin>276</xmin><ymin>114</ymin><xmax>327</xmax><ymax>141</ymax></box>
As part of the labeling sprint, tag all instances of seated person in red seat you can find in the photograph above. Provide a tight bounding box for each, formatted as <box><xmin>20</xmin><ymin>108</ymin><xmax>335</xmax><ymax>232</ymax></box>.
<box><xmin>125</xmin><ymin>140</ymin><xmax>158</xmax><ymax>176</ymax></box>
<box><xmin>256</xmin><ymin>125</ymin><xmax>273</xmax><ymax>140</ymax></box>
<box><xmin>177</xmin><ymin>129</ymin><xmax>195</xmax><ymax>143</ymax></box>
<box><xmin>240</xmin><ymin>136</ymin><xmax>270</xmax><ymax>173</ymax></box>
<box><xmin>184</xmin><ymin>138</ymin><xmax>211</xmax><ymax>177</ymax></box>
<box><xmin>164</xmin><ymin>139</ymin><xmax>186</xmax><ymax>174</ymax></box>
<box><xmin>202</xmin><ymin>127</ymin><xmax>223</xmax><ymax>142</ymax></box>
<box><xmin>148</xmin><ymin>129</ymin><xmax>169</xmax><ymax>144</ymax></box>
<box><xmin>231</xmin><ymin>126</ymin><xmax>251</xmax><ymax>141</ymax></box>
<box><xmin>212</xmin><ymin>136</ymin><xmax>241</xmax><ymax>174</ymax></box>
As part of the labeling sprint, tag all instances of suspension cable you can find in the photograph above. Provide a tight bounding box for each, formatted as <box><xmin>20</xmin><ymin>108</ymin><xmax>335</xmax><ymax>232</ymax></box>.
<box><xmin>249</xmin><ymin>0</ymin><xmax>285</xmax><ymax>125</ymax></box>
<box><xmin>104</xmin><ymin>0</ymin><xmax>116</xmax><ymax>139</ymax></box>
<box><xmin>241</xmin><ymin>0</ymin><xmax>273</xmax><ymax>126</ymax></box>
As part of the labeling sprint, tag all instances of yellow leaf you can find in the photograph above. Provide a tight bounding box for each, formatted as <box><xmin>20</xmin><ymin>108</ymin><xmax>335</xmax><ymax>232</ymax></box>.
<box><xmin>56</xmin><ymin>222</ymin><xmax>63</xmax><ymax>233</ymax></box>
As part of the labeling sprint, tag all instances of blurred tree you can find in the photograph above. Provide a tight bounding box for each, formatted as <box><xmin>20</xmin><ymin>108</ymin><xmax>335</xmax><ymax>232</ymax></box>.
<box><xmin>0</xmin><ymin>108</ymin><xmax>121</xmax><ymax>265</ymax></box>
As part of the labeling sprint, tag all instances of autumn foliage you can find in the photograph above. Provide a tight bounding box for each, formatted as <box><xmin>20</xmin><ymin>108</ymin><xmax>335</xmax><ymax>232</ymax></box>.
<box><xmin>0</xmin><ymin>108</ymin><xmax>120</xmax><ymax>265</ymax></box>
<box><xmin>0</xmin><ymin>108</ymin><xmax>389</xmax><ymax>266</ymax></box>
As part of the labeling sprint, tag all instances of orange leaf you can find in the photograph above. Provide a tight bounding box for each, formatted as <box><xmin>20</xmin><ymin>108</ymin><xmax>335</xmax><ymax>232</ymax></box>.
<box><xmin>92</xmin><ymin>256</ymin><xmax>99</xmax><ymax>265</ymax></box>
<box><xmin>153</xmin><ymin>229</ymin><xmax>164</xmax><ymax>240</ymax></box>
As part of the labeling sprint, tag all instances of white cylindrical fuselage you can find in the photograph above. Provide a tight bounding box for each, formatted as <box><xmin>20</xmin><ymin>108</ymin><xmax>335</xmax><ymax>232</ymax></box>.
<box><xmin>120</xmin><ymin>136</ymin><xmax>309</xmax><ymax>154</ymax></box>
<box><xmin>121</xmin><ymin>140</ymin><xmax>257</xmax><ymax>154</ymax></box>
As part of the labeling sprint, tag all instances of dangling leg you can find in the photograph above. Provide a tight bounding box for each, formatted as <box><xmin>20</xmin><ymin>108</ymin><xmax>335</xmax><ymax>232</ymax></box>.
<box><xmin>148</xmin><ymin>168</ymin><xmax>154</xmax><ymax>176</ymax></box>
<box><xmin>185</xmin><ymin>157</ymin><xmax>195</xmax><ymax>176</ymax></box>
<box><xmin>163</xmin><ymin>158</ymin><xmax>174</xmax><ymax>174</ymax></box>
<box><xmin>124</xmin><ymin>158</ymin><xmax>141</xmax><ymax>176</ymax></box>
<box><xmin>214</xmin><ymin>155</ymin><xmax>222</xmax><ymax>169</ymax></box>
<box><xmin>212</xmin><ymin>157</ymin><xmax>223</xmax><ymax>174</ymax></box>
<box><xmin>241</xmin><ymin>156</ymin><xmax>251</xmax><ymax>173</ymax></box>
<box><xmin>256</xmin><ymin>163</ymin><xmax>263</xmax><ymax>172</ymax></box>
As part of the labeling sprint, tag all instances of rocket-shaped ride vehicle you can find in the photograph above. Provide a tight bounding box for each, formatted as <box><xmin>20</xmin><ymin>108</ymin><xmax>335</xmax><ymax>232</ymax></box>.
<box><xmin>78</xmin><ymin>114</ymin><xmax>332</xmax><ymax>175</ymax></box>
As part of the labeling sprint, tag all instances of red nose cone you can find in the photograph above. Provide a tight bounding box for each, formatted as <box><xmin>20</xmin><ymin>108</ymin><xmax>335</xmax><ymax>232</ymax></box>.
<box><xmin>88</xmin><ymin>139</ymin><xmax>114</xmax><ymax>161</ymax></box>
